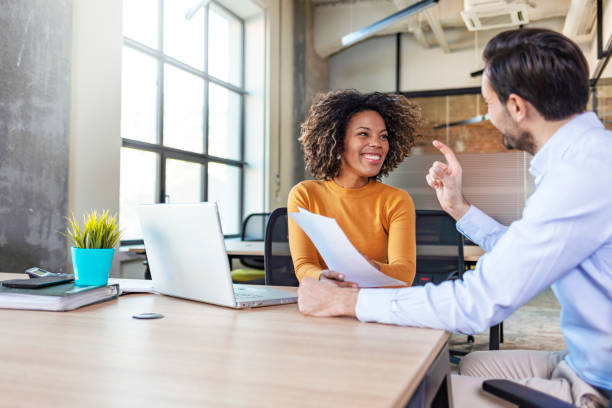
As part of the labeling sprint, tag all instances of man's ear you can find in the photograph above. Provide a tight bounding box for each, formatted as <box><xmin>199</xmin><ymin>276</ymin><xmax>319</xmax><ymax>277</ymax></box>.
<box><xmin>505</xmin><ymin>93</ymin><xmax>528</xmax><ymax>122</ymax></box>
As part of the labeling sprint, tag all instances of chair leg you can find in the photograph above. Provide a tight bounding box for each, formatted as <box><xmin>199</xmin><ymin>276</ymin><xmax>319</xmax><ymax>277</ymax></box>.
<box><xmin>489</xmin><ymin>324</ymin><xmax>500</xmax><ymax>350</ymax></box>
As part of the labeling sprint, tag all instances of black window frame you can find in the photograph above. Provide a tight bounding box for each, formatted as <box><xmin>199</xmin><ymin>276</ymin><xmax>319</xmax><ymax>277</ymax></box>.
<box><xmin>120</xmin><ymin>0</ymin><xmax>246</xmax><ymax>245</ymax></box>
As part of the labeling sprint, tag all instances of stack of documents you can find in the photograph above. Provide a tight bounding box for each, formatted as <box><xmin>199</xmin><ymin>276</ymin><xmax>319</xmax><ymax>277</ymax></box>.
<box><xmin>0</xmin><ymin>282</ymin><xmax>120</xmax><ymax>311</ymax></box>
<box><xmin>108</xmin><ymin>278</ymin><xmax>155</xmax><ymax>294</ymax></box>
<box><xmin>289</xmin><ymin>208</ymin><xmax>406</xmax><ymax>287</ymax></box>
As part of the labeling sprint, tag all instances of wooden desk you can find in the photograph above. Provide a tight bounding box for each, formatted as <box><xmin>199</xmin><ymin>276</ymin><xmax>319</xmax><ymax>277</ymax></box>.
<box><xmin>0</xmin><ymin>273</ymin><xmax>449</xmax><ymax>407</ymax></box>
<box><xmin>224</xmin><ymin>240</ymin><xmax>290</xmax><ymax>257</ymax></box>
<box><xmin>129</xmin><ymin>241</ymin><xmax>482</xmax><ymax>261</ymax></box>
<box><xmin>127</xmin><ymin>240</ymin><xmax>291</xmax><ymax>257</ymax></box>
<box><xmin>225</xmin><ymin>240</ymin><xmax>264</xmax><ymax>256</ymax></box>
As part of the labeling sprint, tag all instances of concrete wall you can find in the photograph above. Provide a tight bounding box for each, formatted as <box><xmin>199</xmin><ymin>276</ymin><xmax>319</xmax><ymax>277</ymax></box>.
<box><xmin>292</xmin><ymin>0</ymin><xmax>330</xmax><ymax>186</ymax></box>
<box><xmin>0</xmin><ymin>0</ymin><xmax>72</xmax><ymax>273</ymax></box>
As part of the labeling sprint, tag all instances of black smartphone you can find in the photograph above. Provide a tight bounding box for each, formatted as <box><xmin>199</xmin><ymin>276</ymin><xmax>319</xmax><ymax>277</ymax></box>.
<box><xmin>2</xmin><ymin>276</ymin><xmax>74</xmax><ymax>289</ymax></box>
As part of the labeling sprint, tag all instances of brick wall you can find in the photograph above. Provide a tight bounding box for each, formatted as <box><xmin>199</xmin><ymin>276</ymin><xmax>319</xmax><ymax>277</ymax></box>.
<box><xmin>410</xmin><ymin>94</ymin><xmax>507</xmax><ymax>155</ymax></box>
<box><xmin>409</xmin><ymin>86</ymin><xmax>612</xmax><ymax>154</ymax></box>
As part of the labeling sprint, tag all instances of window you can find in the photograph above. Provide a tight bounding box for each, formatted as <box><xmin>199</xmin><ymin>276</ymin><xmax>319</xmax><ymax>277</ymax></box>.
<box><xmin>120</xmin><ymin>0</ymin><xmax>245</xmax><ymax>242</ymax></box>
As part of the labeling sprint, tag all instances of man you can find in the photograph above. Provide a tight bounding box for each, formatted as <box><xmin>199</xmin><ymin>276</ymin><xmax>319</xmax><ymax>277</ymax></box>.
<box><xmin>297</xmin><ymin>28</ymin><xmax>611</xmax><ymax>407</ymax></box>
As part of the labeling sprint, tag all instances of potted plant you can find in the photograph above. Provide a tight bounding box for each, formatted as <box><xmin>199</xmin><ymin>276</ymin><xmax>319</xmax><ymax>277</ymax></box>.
<box><xmin>63</xmin><ymin>210</ymin><xmax>122</xmax><ymax>286</ymax></box>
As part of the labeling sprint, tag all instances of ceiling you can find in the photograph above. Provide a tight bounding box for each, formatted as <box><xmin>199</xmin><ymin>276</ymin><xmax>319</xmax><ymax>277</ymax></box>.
<box><xmin>312</xmin><ymin>0</ymin><xmax>598</xmax><ymax>57</ymax></box>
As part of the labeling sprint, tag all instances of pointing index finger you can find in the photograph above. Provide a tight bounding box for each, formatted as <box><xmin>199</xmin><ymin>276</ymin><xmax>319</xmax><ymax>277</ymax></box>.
<box><xmin>432</xmin><ymin>140</ymin><xmax>459</xmax><ymax>167</ymax></box>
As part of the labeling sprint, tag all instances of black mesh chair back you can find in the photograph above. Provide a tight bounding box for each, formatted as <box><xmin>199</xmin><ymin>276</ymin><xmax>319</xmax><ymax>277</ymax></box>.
<box><xmin>241</xmin><ymin>213</ymin><xmax>270</xmax><ymax>241</ymax></box>
<box><xmin>239</xmin><ymin>213</ymin><xmax>270</xmax><ymax>269</ymax></box>
<box><xmin>264</xmin><ymin>207</ymin><xmax>299</xmax><ymax>286</ymax></box>
<box><xmin>414</xmin><ymin>210</ymin><xmax>464</xmax><ymax>286</ymax></box>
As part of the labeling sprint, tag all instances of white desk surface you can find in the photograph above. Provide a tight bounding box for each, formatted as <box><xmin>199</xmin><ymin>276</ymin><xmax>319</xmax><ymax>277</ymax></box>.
<box><xmin>0</xmin><ymin>273</ymin><xmax>449</xmax><ymax>407</ymax></box>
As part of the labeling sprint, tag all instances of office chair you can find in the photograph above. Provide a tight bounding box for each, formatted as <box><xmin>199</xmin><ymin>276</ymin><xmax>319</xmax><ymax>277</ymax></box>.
<box><xmin>414</xmin><ymin>210</ymin><xmax>503</xmax><ymax>353</ymax></box>
<box><xmin>230</xmin><ymin>213</ymin><xmax>270</xmax><ymax>284</ymax></box>
<box><xmin>264</xmin><ymin>207</ymin><xmax>299</xmax><ymax>286</ymax></box>
<box><xmin>239</xmin><ymin>212</ymin><xmax>270</xmax><ymax>269</ymax></box>
<box><xmin>413</xmin><ymin>210</ymin><xmax>465</xmax><ymax>286</ymax></box>
<box><xmin>482</xmin><ymin>380</ymin><xmax>575</xmax><ymax>408</ymax></box>
<box><xmin>414</xmin><ymin>210</ymin><xmax>476</xmax><ymax>360</ymax></box>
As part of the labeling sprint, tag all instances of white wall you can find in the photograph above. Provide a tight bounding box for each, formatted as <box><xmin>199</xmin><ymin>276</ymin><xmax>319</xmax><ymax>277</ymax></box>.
<box><xmin>586</xmin><ymin>0</ymin><xmax>612</xmax><ymax>78</ymax></box>
<box><xmin>329</xmin><ymin>18</ymin><xmax>590</xmax><ymax>93</ymax></box>
<box><xmin>330</xmin><ymin>35</ymin><xmax>397</xmax><ymax>92</ymax></box>
<box><xmin>260</xmin><ymin>0</ymin><xmax>297</xmax><ymax>210</ymax></box>
<box><xmin>69</xmin><ymin>0</ymin><xmax>123</xmax><ymax>275</ymax></box>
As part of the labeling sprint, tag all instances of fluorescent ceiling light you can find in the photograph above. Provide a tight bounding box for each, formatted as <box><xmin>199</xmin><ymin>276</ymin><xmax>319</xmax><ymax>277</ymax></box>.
<box><xmin>341</xmin><ymin>0</ymin><xmax>438</xmax><ymax>47</ymax></box>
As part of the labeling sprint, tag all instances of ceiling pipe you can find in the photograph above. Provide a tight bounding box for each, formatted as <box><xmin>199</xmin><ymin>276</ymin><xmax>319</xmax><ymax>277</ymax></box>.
<box><xmin>423</xmin><ymin>8</ymin><xmax>450</xmax><ymax>53</ymax></box>
<box><xmin>394</xmin><ymin>0</ymin><xmax>430</xmax><ymax>49</ymax></box>
<box><xmin>341</xmin><ymin>0</ymin><xmax>438</xmax><ymax>47</ymax></box>
<box><xmin>562</xmin><ymin>0</ymin><xmax>596</xmax><ymax>42</ymax></box>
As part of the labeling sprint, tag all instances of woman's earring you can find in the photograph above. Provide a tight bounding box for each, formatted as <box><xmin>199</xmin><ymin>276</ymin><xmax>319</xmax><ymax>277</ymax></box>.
<box><xmin>336</xmin><ymin>154</ymin><xmax>341</xmax><ymax>160</ymax></box>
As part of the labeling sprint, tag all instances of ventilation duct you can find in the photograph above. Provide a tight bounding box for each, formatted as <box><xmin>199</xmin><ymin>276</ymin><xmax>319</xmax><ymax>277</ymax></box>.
<box><xmin>460</xmin><ymin>0</ymin><xmax>529</xmax><ymax>31</ymax></box>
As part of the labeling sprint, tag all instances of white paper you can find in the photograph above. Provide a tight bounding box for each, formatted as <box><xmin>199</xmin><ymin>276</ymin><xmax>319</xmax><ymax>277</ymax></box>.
<box><xmin>289</xmin><ymin>208</ymin><xmax>406</xmax><ymax>287</ymax></box>
<box><xmin>108</xmin><ymin>278</ymin><xmax>156</xmax><ymax>294</ymax></box>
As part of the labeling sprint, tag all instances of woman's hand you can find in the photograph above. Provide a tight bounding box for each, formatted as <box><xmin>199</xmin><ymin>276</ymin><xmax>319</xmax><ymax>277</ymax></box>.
<box><xmin>320</xmin><ymin>270</ymin><xmax>359</xmax><ymax>288</ymax></box>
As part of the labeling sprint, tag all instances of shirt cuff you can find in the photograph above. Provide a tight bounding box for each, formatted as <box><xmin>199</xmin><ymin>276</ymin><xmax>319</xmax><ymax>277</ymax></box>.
<box><xmin>355</xmin><ymin>288</ymin><xmax>396</xmax><ymax>324</ymax></box>
<box><xmin>456</xmin><ymin>205</ymin><xmax>498</xmax><ymax>245</ymax></box>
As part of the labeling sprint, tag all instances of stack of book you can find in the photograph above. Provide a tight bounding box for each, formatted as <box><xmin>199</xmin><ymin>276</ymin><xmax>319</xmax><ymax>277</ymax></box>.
<box><xmin>0</xmin><ymin>282</ymin><xmax>120</xmax><ymax>311</ymax></box>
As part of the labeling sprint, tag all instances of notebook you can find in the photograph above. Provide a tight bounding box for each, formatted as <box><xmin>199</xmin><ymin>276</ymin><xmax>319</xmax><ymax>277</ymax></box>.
<box><xmin>136</xmin><ymin>202</ymin><xmax>297</xmax><ymax>308</ymax></box>
<box><xmin>0</xmin><ymin>281</ymin><xmax>120</xmax><ymax>311</ymax></box>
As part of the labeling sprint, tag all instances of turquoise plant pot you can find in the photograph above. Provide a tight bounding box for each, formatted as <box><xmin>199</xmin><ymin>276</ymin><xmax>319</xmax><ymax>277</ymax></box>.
<box><xmin>71</xmin><ymin>247</ymin><xmax>114</xmax><ymax>286</ymax></box>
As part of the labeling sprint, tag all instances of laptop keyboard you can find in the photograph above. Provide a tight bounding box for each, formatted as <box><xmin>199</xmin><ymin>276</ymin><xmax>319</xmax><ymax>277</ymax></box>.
<box><xmin>234</xmin><ymin>286</ymin><xmax>266</xmax><ymax>300</ymax></box>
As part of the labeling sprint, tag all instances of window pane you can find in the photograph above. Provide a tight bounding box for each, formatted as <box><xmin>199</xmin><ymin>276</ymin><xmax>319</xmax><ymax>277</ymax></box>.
<box><xmin>123</xmin><ymin>0</ymin><xmax>158</xmax><ymax>49</ymax></box>
<box><xmin>163</xmin><ymin>64</ymin><xmax>204</xmax><ymax>152</ymax></box>
<box><xmin>121</xmin><ymin>47</ymin><xmax>158</xmax><ymax>143</ymax></box>
<box><xmin>208</xmin><ymin>163</ymin><xmax>240</xmax><ymax>235</ymax></box>
<box><xmin>120</xmin><ymin>148</ymin><xmax>159</xmax><ymax>240</ymax></box>
<box><xmin>163</xmin><ymin>0</ymin><xmax>205</xmax><ymax>70</ymax></box>
<box><xmin>208</xmin><ymin>83</ymin><xmax>241</xmax><ymax>160</ymax></box>
<box><xmin>208</xmin><ymin>3</ymin><xmax>242</xmax><ymax>86</ymax></box>
<box><xmin>165</xmin><ymin>159</ymin><xmax>203</xmax><ymax>203</ymax></box>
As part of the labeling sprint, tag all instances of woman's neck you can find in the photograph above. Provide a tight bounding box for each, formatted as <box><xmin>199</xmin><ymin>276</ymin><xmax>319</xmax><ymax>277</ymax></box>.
<box><xmin>333</xmin><ymin>173</ymin><xmax>369</xmax><ymax>189</ymax></box>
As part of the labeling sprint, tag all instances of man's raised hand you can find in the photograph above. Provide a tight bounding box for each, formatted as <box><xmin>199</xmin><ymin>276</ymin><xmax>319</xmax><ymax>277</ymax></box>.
<box><xmin>425</xmin><ymin>140</ymin><xmax>470</xmax><ymax>220</ymax></box>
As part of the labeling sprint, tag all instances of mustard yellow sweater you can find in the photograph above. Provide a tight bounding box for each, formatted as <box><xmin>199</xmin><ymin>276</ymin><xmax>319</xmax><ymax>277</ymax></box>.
<box><xmin>287</xmin><ymin>179</ymin><xmax>416</xmax><ymax>285</ymax></box>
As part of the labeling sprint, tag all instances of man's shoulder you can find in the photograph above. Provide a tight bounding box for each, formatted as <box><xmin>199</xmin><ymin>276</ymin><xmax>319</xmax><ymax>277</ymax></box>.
<box><xmin>563</xmin><ymin>125</ymin><xmax>612</xmax><ymax>168</ymax></box>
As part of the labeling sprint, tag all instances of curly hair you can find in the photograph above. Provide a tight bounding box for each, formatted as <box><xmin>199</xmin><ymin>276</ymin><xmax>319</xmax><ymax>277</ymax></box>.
<box><xmin>299</xmin><ymin>89</ymin><xmax>421</xmax><ymax>180</ymax></box>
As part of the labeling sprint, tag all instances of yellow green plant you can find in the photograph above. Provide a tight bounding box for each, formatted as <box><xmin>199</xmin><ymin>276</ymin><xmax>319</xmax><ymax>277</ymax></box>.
<box><xmin>62</xmin><ymin>210</ymin><xmax>122</xmax><ymax>249</ymax></box>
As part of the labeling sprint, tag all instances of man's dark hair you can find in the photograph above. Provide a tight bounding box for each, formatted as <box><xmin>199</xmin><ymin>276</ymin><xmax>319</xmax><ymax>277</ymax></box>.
<box><xmin>483</xmin><ymin>28</ymin><xmax>589</xmax><ymax>120</ymax></box>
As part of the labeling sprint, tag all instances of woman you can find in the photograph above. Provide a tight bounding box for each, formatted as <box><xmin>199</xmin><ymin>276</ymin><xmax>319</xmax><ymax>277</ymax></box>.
<box><xmin>288</xmin><ymin>89</ymin><xmax>421</xmax><ymax>287</ymax></box>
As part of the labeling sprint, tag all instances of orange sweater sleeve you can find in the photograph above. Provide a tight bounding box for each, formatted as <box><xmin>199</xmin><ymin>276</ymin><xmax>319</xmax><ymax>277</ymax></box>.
<box><xmin>374</xmin><ymin>193</ymin><xmax>416</xmax><ymax>286</ymax></box>
<box><xmin>287</xmin><ymin>185</ymin><xmax>324</xmax><ymax>281</ymax></box>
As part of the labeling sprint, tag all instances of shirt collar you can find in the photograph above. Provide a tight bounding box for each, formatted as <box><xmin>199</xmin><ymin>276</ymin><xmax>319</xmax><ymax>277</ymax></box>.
<box><xmin>528</xmin><ymin>112</ymin><xmax>603</xmax><ymax>181</ymax></box>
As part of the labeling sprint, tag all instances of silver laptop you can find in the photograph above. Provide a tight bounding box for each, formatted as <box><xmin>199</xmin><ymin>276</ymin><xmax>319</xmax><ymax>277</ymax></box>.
<box><xmin>136</xmin><ymin>202</ymin><xmax>297</xmax><ymax>308</ymax></box>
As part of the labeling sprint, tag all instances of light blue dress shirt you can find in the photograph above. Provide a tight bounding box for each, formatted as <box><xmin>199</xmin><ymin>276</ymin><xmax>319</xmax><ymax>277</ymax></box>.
<box><xmin>356</xmin><ymin>112</ymin><xmax>612</xmax><ymax>389</ymax></box>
